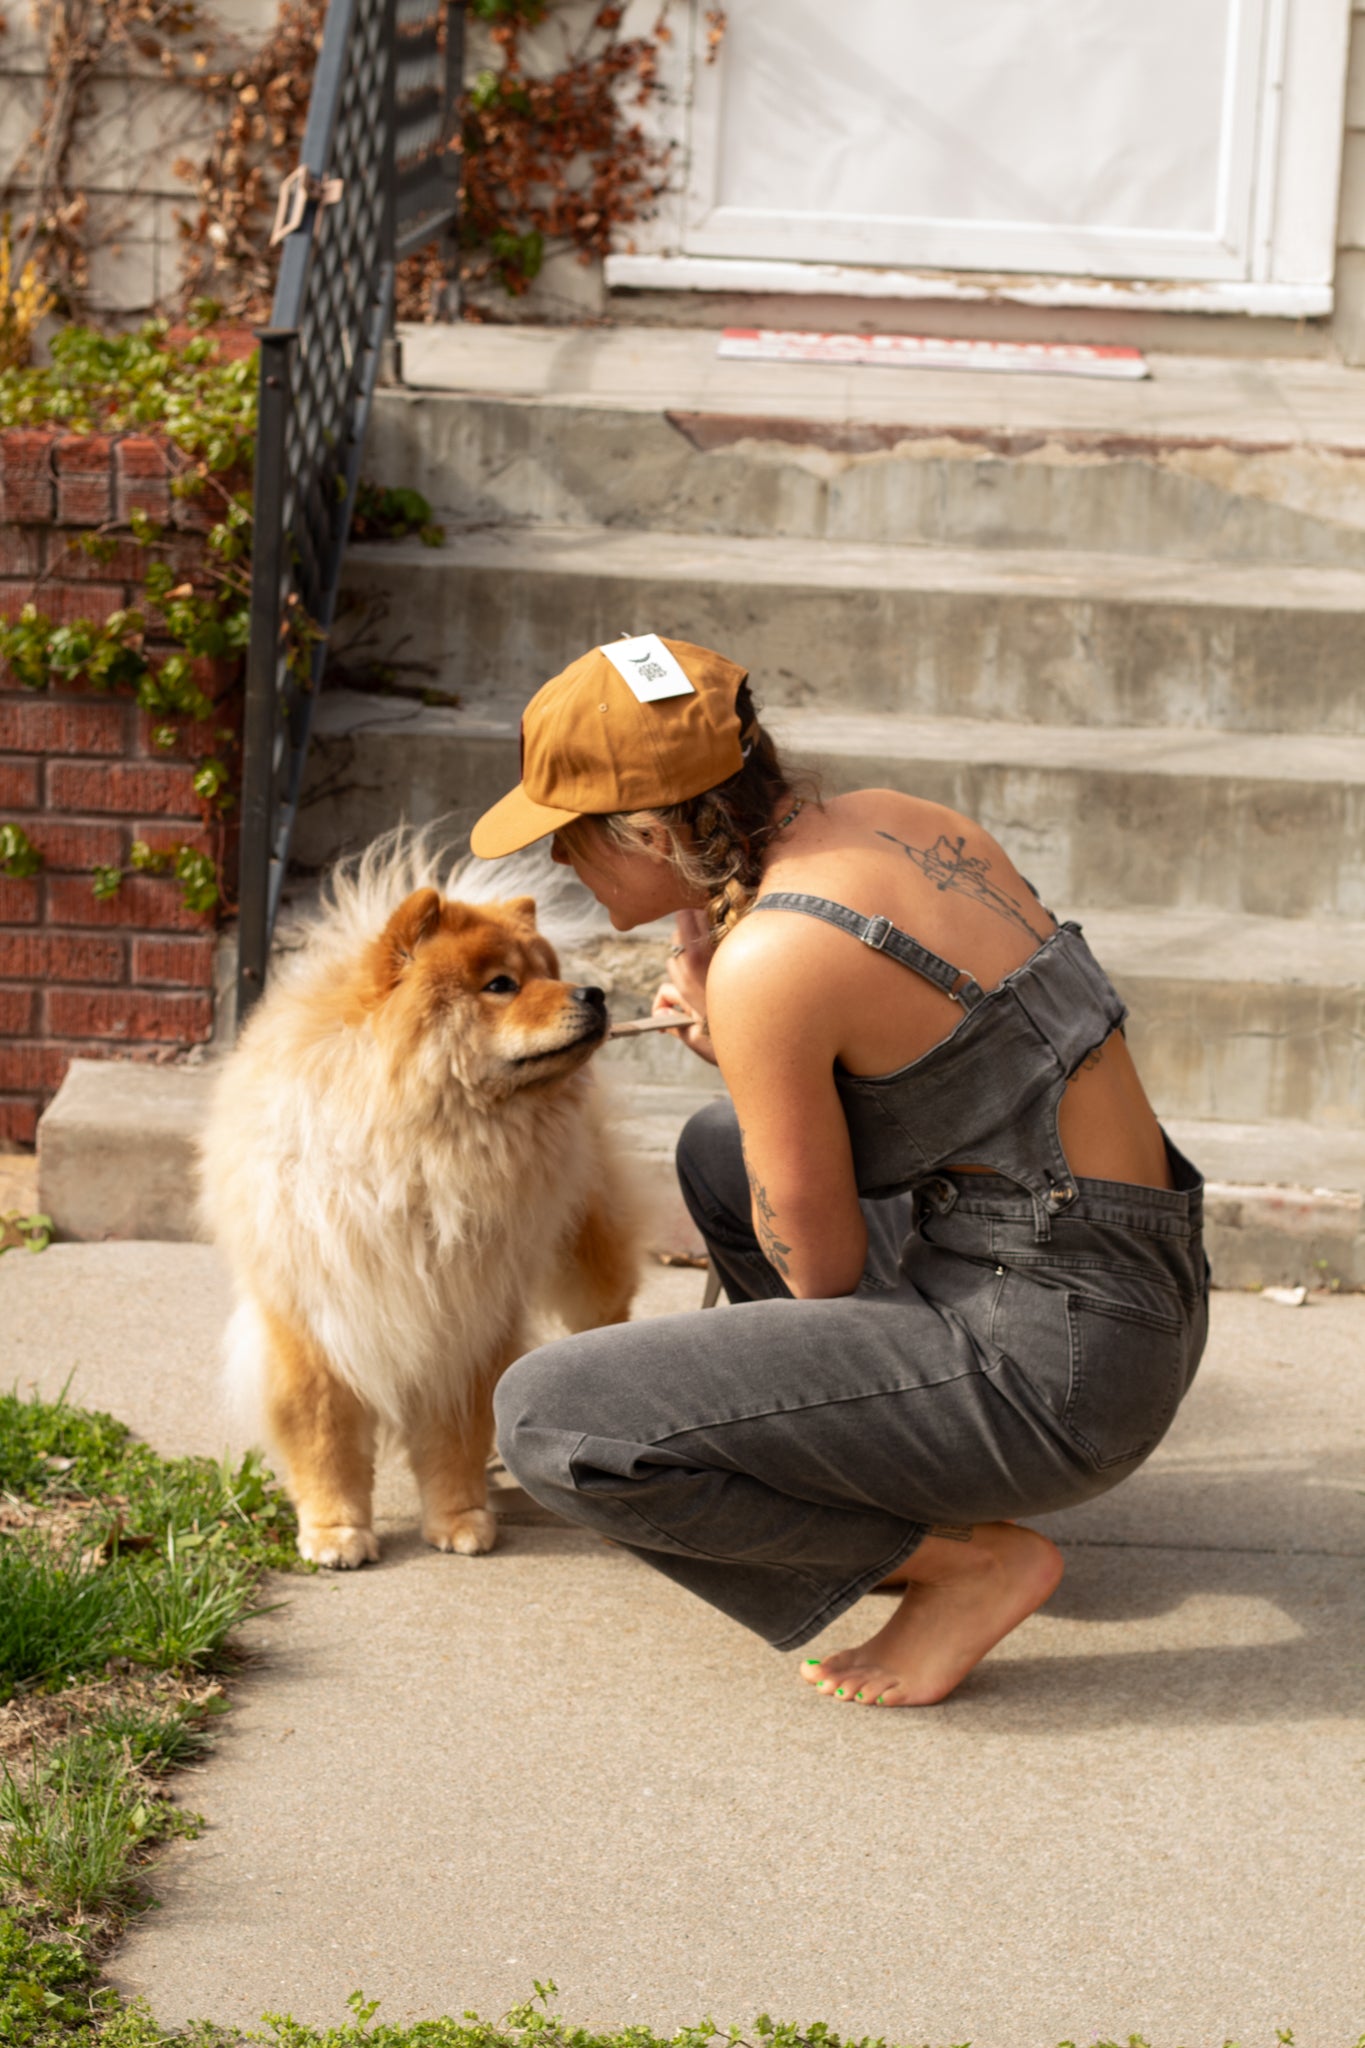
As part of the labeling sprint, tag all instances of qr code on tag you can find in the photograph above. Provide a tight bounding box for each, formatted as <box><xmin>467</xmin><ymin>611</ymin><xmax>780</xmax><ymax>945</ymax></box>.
<box><xmin>600</xmin><ymin>633</ymin><xmax>697</xmax><ymax>703</ymax></box>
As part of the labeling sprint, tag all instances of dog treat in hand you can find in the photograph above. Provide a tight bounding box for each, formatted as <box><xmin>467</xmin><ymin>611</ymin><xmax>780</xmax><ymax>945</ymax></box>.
<box><xmin>608</xmin><ymin>1012</ymin><xmax>703</xmax><ymax>1038</ymax></box>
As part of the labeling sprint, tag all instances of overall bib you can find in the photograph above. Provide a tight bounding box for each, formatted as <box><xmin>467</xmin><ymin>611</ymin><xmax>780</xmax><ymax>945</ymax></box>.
<box><xmin>494</xmin><ymin>896</ymin><xmax>1210</xmax><ymax>1651</ymax></box>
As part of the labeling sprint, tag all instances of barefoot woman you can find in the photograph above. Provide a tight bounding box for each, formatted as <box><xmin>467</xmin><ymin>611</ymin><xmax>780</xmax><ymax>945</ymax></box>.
<box><xmin>475</xmin><ymin>636</ymin><xmax>1209</xmax><ymax>1706</ymax></box>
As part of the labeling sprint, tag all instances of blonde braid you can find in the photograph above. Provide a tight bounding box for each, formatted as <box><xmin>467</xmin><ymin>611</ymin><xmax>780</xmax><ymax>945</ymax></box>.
<box><xmin>566</xmin><ymin>684</ymin><xmax>818</xmax><ymax>941</ymax></box>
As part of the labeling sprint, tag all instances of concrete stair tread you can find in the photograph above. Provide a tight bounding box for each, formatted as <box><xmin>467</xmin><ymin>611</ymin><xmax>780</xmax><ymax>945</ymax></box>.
<box><xmin>347</xmin><ymin>522</ymin><xmax>1365</xmax><ymax>613</ymax></box>
<box><xmin>395</xmin><ymin>323</ymin><xmax>1365</xmax><ymax>453</ymax></box>
<box><xmin>1159</xmin><ymin>1116</ymin><xmax>1365</xmax><ymax>1192</ymax></box>
<box><xmin>1044</xmin><ymin>906</ymin><xmax>1365</xmax><ymax>988</ymax></box>
<box><xmin>617</xmin><ymin>1081</ymin><xmax>1364</xmax><ymax>1188</ymax></box>
<box><xmin>312</xmin><ymin>683</ymin><xmax>1365</xmax><ymax>788</ymax></box>
<box><xmin>774</xmin><ymin>706</ymin><xmax>1365</xmax><ymax>784</ymax></box>
<box><xmin>38</xmin><ymin>1057</ymin><xmax>1363</xmax><ymax>1194</ymax></box>
<box><xmin>35</xmin><ymin>1058</ymin><xmax>1362</xmax><ymax>1287</ymax></box>
<box><xmin>588</xmin><ymin>903</ymin><xmax>1365</xmax><ymax>995</ymax></box>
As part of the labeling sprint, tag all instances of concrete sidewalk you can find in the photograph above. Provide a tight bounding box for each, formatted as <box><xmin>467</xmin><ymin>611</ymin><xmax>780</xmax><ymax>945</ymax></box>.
<box><xmin>2</xmin><ymin>1245</ymin><xmax>1362</xmax><ymax>2046</ymax></box>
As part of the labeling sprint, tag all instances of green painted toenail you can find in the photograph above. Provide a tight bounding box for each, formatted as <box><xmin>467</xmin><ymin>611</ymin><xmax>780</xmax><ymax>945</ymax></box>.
<box><xmin>803</xmin><ymin>1658</ymin><xmax>820</xmax><ymax>1666</ymax></box>
<box><xmin>835</xmin><ymin>1687</ymin><xmax>846</xmax><ymax>1696</ymax></box>
<box><xmin>855</xmin><ymin>1692</ymin><xmax>866</xmax><ymax>1701</ymax></box>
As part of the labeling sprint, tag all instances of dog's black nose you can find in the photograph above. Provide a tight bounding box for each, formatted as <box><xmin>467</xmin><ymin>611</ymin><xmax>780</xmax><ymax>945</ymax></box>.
<box><xmin>572</xmin><ymin>985</ymin><xmax>607</xmax><ymax>1013</ymax></box>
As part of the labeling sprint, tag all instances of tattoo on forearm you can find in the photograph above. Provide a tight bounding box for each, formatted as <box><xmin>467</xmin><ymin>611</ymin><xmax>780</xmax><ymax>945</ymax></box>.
<box><xmin>876</xmin><ymin>830</ymin><xmax>1049</xmax><ymax>943</ymax></box>
<box><xmin>928</xmin><ymin>1523</ymin><xmax>974</xmax><ymax>1543</ymax></box>
<box><xmin>740</xmin><ymin>1131</ymin><xmax>793</xmax><ymax>1281</ymax></box>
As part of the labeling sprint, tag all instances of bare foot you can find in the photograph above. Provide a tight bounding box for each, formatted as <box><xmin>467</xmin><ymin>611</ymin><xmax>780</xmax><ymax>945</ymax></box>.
<box><xmin>800</xmin><ymin>1523</ymin><xmax>1063</xmax><ymax>1706</ymax></box>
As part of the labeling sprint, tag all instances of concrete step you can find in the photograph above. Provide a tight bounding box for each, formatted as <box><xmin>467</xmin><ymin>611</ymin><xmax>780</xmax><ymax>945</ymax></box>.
<box><xmin>337</xmin><ymin>523</ymin><xmax>1365</xmax><ymax>736</ymax></box>
<box><xmin>297</xmin><ymin>688</ymin><xmax>1365</xmax><ymax>922</ymax></box>
<box><xmin>34</xmin><ymin>1057</ymin><xmax>1365</xmax><ymax>1290</ymax></box>
<box><xmin>594</xmin><ymin>906</ymin><xmax>1365</xmax><ymax>1129</ymax></box>
<box><xmin>373</xmin><ymin>387</ymin><xmax>1365</xmax><ymax>572</ymax></box>
<box><xmin>383</xmin><ymin>324</ymin><xmax>1365</xmax><ymax>569</ymax></box>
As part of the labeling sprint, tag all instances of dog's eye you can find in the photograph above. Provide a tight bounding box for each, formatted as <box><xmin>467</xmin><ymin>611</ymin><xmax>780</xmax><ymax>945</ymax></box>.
<box><xmin>482</xmin><ymin>975</ymin><xmax>519</xmax><ymax>996</ymax></box>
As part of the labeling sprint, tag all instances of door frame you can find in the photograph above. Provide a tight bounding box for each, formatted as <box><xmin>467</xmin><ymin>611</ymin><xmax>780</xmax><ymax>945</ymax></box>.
<box><xmin>606</xmin><ymin>0</ymin><xmax>1351</xmax><ymax>316</ymax></box>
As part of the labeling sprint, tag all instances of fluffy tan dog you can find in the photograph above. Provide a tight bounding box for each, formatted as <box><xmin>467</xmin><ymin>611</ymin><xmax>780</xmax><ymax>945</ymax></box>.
<box><xmin>200</xmin><ymin>842</ymin><xmax>641</xmax><ymax>1567</ymax></box>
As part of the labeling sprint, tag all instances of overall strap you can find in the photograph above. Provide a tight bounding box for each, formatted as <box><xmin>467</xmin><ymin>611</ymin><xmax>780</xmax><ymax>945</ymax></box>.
<box><xmin>753</xmin><ymin>892</ymin><xmax>986</xmax><ymax>1009</ymax></box>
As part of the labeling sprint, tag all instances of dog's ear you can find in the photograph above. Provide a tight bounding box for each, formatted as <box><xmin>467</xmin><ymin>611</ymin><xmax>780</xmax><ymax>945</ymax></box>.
<box><xmin>497</xmin><ymin>896</ymin><xmax>558</xmax><ymax>977</ymax></box>
<box><xmin>369</xmin><ymin>887</ymin><xmax>443</xmax><ymax>996</ymax></box>
<box><xmin>527</xmin><ymin>933</ymin><xmax>560</xmax><ymax>979</ymax></box>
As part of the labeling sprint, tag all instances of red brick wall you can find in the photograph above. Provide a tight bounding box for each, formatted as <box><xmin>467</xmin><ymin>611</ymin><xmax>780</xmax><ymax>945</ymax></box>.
<box><xmin>0</xmin><ymin>428</ymin><xmax>229</xmax><ymax>1146</ymax></box>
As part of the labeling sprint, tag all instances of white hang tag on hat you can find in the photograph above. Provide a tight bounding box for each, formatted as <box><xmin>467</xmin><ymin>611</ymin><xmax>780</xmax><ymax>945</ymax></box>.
<box><xmin>600</xmin><ymin>634</ymin><xmax>696</xmax><ymax>704</ymax></box>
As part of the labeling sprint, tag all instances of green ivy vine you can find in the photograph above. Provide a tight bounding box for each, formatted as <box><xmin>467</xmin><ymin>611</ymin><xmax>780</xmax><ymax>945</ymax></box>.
<box><xmin>0</xmin><ymin>822</ymin><xmax>43</xmax><ymax>878</ymax></box>
<box><xmin>0</xmin><ymin>314</ymin><xmax>255</xmax><ymax>916</ymax></box>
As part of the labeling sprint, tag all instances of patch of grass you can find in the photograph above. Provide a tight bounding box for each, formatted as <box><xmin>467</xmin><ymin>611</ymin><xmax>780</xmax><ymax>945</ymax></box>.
<box><xmin>0</xmin><ymin>1394</ymin><xmax>134</xmax><ymax>1502</ymax></box>
<box><xmin>0</xmin><ymin>1534</ymin><xmax>272</xmax><ymax>1704</ymax></box>
<box><xmin>0</xmin><ymin>1906</ymin><xmax>118</xmax><ymax>2046</ymax></box>
<box><xmin>0</xmin><ymin>1744</ymin><xmax>174</xmax><ymax>1920</ymax></box>
<box><xmin>0</xmin><ymin>1390</ymin><xmax>289</xmax><ymax>1961</ymax></box>
<box><xmin>0</xmin><ymin>1386</ymin><xmax>300</xmax><ymax>1572</ymax></box>
<box><xmin>0</xmin><ymin>1545</ymin><xmax>131</xmax><ymax>1700</ymax></box>
<box><xmin>0</xmin><ymin>1697</ymin><xmax>216</xmax><ymax>1915</ymax></box>
<box><xmin>113</xmin><ymin>1534</ymin><xmax>271</xmax><ymax>1675</ymax></box>
<box><xmin>167</xmin><ymin>1990</ymin><xmax>1363</xmax><ymax>2048</ymax></box>
<box><xmin>67</xmin><ymin>1700</ymin><xmax>216</xmax><ymax>1781</ymax></box>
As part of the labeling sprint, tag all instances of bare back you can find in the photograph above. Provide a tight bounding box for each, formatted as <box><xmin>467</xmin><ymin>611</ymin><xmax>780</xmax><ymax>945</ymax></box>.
<box><xmin>755</xmin><ymin>790</ymin><xmax>1172</xmax><ymax>1191</ymax></box>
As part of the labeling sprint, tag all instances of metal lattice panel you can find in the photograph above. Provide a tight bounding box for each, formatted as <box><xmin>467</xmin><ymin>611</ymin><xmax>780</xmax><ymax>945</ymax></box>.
<box><xmin>238</xmin><ymin>0</ymin><xmax>459</xmax><ymax>1022</ymax></box>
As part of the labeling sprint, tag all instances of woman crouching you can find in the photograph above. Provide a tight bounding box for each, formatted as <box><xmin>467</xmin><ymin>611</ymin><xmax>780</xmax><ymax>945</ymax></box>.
<box><xmin>472</xmin><ymin>635</ymin><xmax>1208</xmax><ymax>1707</ymax></box>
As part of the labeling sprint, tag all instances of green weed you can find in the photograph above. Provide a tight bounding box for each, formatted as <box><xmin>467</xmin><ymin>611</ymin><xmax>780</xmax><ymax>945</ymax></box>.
<box><xmin>0</xmin><ymin>1387</ymin><xmax>300</xmax><ymax>1572</ymax></box>
<box><xmin>0</xmin><ymin>1906</ymin><xmax>120</xmax><ymax>2046</ymax></box>
<box><xmin>0</xmin><ymin>1544</ymin><xmax>131</xmax><ymax>1700</ymax></box>
<box><xmin>0</xmin><ymin>1210</ymin><xmax>51</xmax><ymax>1255</ymax></box>
<box><xmin>0</xmin><ymin>1534</ymin><xmax>271</xmax><ymax>1703</ymax></box>
<box><xmin>0</xmin><ymin>1688</ymin><xmax>224</xmax><ymax>1921</ymax></box>
<box><xmin>0</xmin><ymin>1748</ymin><xmax>160</xmax><ymax>1919</ymax></box>
<box><xmin>113</xmin><ymin>1536</ymin><xmax>273</xmax><ymax>1674</ymax></box>
<box><xmin>66</xmin><ymin>1701</ymin><xmax>217</xmax><ymax>1781</ymax></box>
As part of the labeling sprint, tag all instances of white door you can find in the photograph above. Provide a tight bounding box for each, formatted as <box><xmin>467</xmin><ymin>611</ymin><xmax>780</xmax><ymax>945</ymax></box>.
<box><xmin>624</xmin><ymin>0</ymin><xmax>1351</xmax><ymax>309</ymax></box>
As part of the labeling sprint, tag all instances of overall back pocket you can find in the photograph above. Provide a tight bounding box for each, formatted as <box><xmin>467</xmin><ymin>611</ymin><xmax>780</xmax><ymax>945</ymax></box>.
<box><xmin>1064</xmin><ymin>1294</ymin><xmax>1186</xmax><ymax>1469</ymax></box>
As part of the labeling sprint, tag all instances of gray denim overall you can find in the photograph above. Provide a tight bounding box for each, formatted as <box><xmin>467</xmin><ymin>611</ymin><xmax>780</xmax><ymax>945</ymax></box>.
<box><xmin>494</xmin><ymin>896</ymin><xmax>1210</xmax><ymax>1652</ymax></box>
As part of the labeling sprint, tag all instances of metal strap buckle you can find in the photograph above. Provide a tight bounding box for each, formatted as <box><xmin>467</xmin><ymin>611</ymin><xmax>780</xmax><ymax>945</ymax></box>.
<box><xmin>862</xmin><ymin>914</ymin><xmax>892</xmax><ymax>951</ymax></box>
<box><xmin>270</xmin><ymin>165</ymin><xmax>345</xmax><ymax>246</ymax></box>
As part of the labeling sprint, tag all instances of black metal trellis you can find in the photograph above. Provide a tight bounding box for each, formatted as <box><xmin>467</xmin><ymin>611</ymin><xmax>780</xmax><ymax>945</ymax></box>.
<box><xmin>236</xmin><ymin>0</ymin><xmax>462</xmax><ymax>1027</ymax></box>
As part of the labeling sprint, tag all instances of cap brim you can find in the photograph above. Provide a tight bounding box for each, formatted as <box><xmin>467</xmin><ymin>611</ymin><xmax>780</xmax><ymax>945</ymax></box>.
<box><xmin>469</xmin><ymin>784</ymin><xmax>583</xmax><ymax>859</ymax></box>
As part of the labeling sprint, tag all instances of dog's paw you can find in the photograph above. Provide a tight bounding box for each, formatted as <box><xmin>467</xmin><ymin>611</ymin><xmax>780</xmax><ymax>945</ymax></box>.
<box><xmin>299</xmin><ymin>1523</ymin><xmax>381</xmax><ymax>1569</ymax></box>
<box><xmin>424</xmin><ymin>1508</ymin><xmax>498</xmax><ymax>1556</ymax></box>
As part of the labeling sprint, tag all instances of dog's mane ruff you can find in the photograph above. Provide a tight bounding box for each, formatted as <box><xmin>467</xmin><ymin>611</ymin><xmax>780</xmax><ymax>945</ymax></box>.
<box><xmin>291</xmin><ymin>823</ymin><xmax>607</xmax><ymax>975</ymax></box>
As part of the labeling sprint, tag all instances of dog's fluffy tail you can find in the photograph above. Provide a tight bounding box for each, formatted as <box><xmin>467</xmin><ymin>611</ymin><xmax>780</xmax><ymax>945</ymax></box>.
<box><xmin>222</xmin><ymin>1297</ymin><xmax>271</xmax><ymax>1450</ymax></box>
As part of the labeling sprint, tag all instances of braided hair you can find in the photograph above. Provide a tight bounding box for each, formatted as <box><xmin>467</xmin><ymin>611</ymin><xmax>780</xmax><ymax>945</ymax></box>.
<box><xmin>557</xmin><ymin>682</ymin><xmax>818</xmax><ymax>942</ymax></box>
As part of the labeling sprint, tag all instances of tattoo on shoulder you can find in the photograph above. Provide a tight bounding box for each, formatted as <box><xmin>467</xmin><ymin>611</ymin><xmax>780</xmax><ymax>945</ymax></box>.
<box><xmin>740</xmin><ymin>1130</ymin><xmax>793</xmax><ymax>1282</ymax></box>
<box><xmin>876</xmin><ymin>829</ymin><xmax>1049</xmax><ymax>944</ymax></box>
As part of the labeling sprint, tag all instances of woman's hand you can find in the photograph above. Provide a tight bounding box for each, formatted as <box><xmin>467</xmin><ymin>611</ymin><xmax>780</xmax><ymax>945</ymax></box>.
<box><xmin>650</xmin><ymin>912</ymin><xmax>718</xmax><ymax>1064</ymax></box>
<box><xmin>652</xmin><ymin>979</ymin><xmax>719</xmax><ymax>1065</ymax></box>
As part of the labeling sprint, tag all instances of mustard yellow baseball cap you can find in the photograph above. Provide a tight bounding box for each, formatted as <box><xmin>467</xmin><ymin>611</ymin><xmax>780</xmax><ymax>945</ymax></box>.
<box><xmin>469</xmin><ymin>635</ymin><xmax>750</xmax><ymax>859</ymax></box>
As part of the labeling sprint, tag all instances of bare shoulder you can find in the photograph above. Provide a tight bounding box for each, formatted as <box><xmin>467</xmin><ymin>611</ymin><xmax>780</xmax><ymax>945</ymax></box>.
<box><xmin>704</xmin><ymin>904</ymin><xmax>842</xmax><ymax>1055</ymax></box>
<box><xmin>706</xmin><ymin>904</ymin><xmax>826</xmax><ymax>1004</ymax></box>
